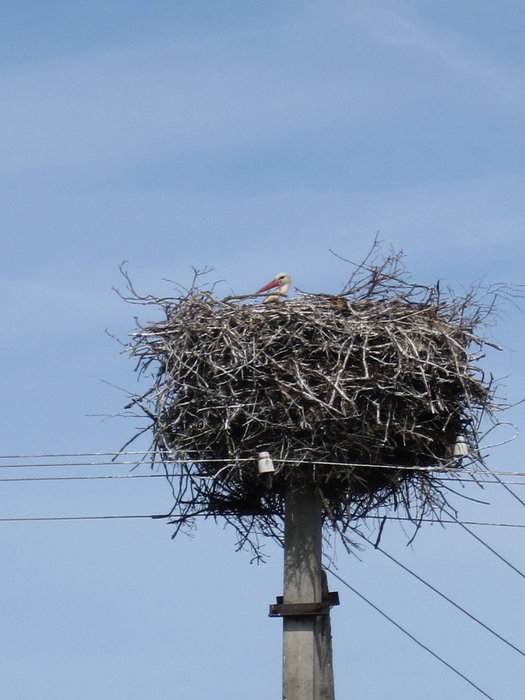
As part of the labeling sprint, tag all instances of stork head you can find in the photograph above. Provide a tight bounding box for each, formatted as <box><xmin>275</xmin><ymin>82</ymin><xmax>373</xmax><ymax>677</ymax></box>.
<box><xmin>255</xmin><ymin>272</ymin><xmax>292</xmax><ymax>297</ymax></box>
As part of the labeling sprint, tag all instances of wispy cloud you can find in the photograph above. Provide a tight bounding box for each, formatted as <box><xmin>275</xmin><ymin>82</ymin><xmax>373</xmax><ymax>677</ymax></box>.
<box><xmin>3</xmin><ymin>3</ymin><xmax>523</xmax><ymax>183</ymax></box>
<box><xmin>368</xmin><ymin>2</ymin><xmax>525</xmax><ymax>97</ymax></box>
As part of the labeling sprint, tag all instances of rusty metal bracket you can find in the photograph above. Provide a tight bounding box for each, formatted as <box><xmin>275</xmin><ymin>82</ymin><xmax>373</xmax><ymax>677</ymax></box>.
<box><xmin>269</xmin><ymin>591</ymin><xmax>339</xmax><ymax>617</ymax></box>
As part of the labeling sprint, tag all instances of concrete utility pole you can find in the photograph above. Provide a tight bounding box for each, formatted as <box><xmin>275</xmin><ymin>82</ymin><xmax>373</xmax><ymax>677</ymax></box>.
<box><xmin>283</xmin><ymin>489</ymin><xmax>323</xmax><ymax>700</ymax></box>
<box><xmin>268</xmin><ymin>488</ymin><xmax>336</xmax><ymax>700</ymax></box>
<box><xmin>319</xmin><ymin>570</ymin><xmax>336</xmax><ymax>700</ymax></box>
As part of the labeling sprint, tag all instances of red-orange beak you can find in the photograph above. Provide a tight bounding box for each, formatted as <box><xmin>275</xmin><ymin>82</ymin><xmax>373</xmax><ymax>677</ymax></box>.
<box><xmin>255</xmin><ymin>278</ymin><xmax>279</xmax><ymax>294</ymax></box>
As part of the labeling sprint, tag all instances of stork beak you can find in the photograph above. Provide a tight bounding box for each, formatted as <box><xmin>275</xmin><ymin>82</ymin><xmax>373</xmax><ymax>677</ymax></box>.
<box><xmin>255</xmin><ymin>278</ymin><xmax>279</xmax><ymax>294</ymax></box>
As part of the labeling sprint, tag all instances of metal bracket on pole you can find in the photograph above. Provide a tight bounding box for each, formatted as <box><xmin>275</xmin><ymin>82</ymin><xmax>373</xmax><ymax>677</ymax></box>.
<box><xmin>269</xmin><ymin>591</ymin><xmax>339</xmax><ymax>618</ymax></box>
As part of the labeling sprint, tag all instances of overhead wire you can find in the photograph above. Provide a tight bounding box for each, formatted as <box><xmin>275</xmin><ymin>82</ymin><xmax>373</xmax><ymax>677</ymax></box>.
<box><xmin>1</xmin><ymin>452</ymin><xmax>525</xmax><ymax>478</ymax></box>
<box><xmin>0</xmin><ymin>451</ymin><xmax>155</xmax><ymax>459</ymax></box>
<box><xmin>0</xmin><ymin>514</ymin><xmax>156</xmax><ymax>522</ymax></box>
<box><xmin>355</xmin><ymin>533</ymin><xmax>525</xmax><ymax>657</ymax></box>
<box><xmin>0</xmin><ymin>474</ymin><xmax>167</xmax><ymax>482</ymax></box>
<box><xmin>327</xmin><ymin>567</ymin><xmax>496</xmax><ymax>700</ymax></box>
<box><xmin>363</xmin><ymin>514</ymin><xmax>525</xmax><ymax>529</ymax></box>
<box><xmin>0</xmin><ymin>460</ymin><xmax>150</xmax><ymax>469</ymax></box>
<box><xmin>2</xmin><ymin>453</ymin><xmax>524</xmax><ymax>569</ymax></box>
<box><xmin>0</xmin><ymin>506</ymin><xmax>522</xmax><ymax>529</ymax></box>
<box><xmin>1</xmin><ymin>464</ymin><xmax>525</xmax><ymax>490</ymax></box>
<box><xmin>488</xmin><ymin>470</ymin><xmax>525</xmax><ymax>507</ymax></box>
<box><xmin>1</xmin><ymin>458</ymin><xmax>525</xmax><ymax>493</ymax></box>
<box><xmin>0</xmin><ymin>470</ymin><xmax>523</xmax><ymax>529</ymax></box>
<box><xmin>437</xmin><ymin>476</ymin><xmax>525</xmax><ymax>486</ymax></box>
<box><xmin>443</xmin><ymin>509</ymin><xmax>525</xmax><ymax>579</ymax></box>
<box><xmin>0</xmin><ymin>460</ymin><xmax>525</xmax><ymax>490</ymax></box>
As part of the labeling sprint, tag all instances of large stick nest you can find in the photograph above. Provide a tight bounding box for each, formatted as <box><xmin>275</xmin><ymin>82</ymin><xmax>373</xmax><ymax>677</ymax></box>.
<box><xmin>120</xmin><ymin>248</ymin><xmax>505</xmax><ymax>558</ymax></box>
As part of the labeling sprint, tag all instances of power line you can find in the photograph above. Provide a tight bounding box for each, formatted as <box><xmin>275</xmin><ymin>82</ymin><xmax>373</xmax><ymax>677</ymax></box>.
<box><xmin>0</xmin><ymin>474</ymin><xmax>167</xmax><ymax>482</ymax></box>
<box><xmin>357</xmin><ymin>534</ymin><xmax>525</xmax><ymax>657</ymax></box>
<box><xmin>2</xmin><ymin>463</ymin><xmax>525</xmax><ymax>488</ymax></box>
<box><xmin>443</xmin><ymin>509</ymin><xmax>525</xmax><ymax>579</ymax></box>
<box><xmin>0</xmin><ymin>451</ymin><xmax>155</xmax><ymax>459</ymax></box>
<box><xmin>1</xmin><ymin>467</ymin><xmax>524</xmax><ymax>491</ymax></box>
<box><xmin>0</xmin><ymin>452</ymin><xmax>246</xmax><ymax>463</ymax></box>
<box><xmin>0</xmin><ymin>514</ymin><xmax>156</xmax><ymax>522</ymax></box>
<box><xmin>1</xmin><ymin>452</ymin><xmax>525</xmax><ymax>478</ymax></box>
<box><xmin>438</xmin><ymin>477</ymin><xmax>525</xmax><ymax>486</ymax></box>
<box><xmin>488</xmin><ymin>470</ymin><xmax>525</xmax><ymax>508</ymax></box>
<box><xmin>0</xmin><ymin>460</ymin><xmax>149</xmax><ymax>469</ymax></box>
<box><xmin>327</xmin><ymin>567</ymin><xmax>496</xmax><ymax>700</ymax></box>
<box><xmin>0</xmin><ymin>510</ymin><xmax>522</xmax><ymax>529</ymax></box>
<box><xmin>363</xmin><ymin>514</ymin><xmax>525</xmax><ymax>529</ymax></box>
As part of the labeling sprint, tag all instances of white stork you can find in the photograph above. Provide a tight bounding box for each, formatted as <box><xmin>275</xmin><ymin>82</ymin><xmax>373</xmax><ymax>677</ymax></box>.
<box><xmin>255</xmin><ymin>272</ymin><xmax>292</xmax><ymax>302</ymax></box>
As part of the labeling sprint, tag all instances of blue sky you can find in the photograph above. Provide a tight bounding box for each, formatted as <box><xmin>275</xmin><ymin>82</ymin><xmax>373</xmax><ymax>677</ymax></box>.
<box><xmin>1</xmin><ymin>2</ymin><xmax>524</xmax><ymax>698</ymax></box>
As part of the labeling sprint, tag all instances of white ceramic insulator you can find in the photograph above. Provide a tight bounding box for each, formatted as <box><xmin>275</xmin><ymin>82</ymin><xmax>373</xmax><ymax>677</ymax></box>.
<box><xmin>258</xmin><ymin>451</ymin><xmax>275</xmax><ymax>474</ymax></box>
<box><xmin>453</xmin><ymin>436</ymin><xmax>469</xmax><ymax>457</ymax></box>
